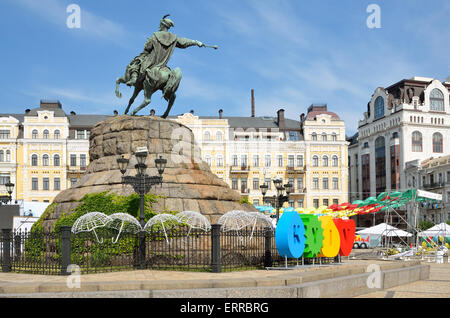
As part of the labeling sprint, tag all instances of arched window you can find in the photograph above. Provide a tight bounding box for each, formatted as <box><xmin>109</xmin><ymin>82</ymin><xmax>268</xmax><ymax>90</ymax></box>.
<box><xmin>375</xmin><ymin>96</ymin><xmax>385</xmax><ymax>119</ymax></box>
<box><xmin>204</xmin><ymin>131</ymin><xmax>211</xmax><ymax>141</ymax></box>
<box><xmin>312</xmin><ymin>155</ymin><xmax>319</xmax><ymax>167</ymax></box>
<box><xmin>6</xmin><ymin>150</ymin><xmax>10</xmax><ymax>162</ymax></box>
<box><xmin>31</xmin><ymin>154</ymin><xmax>38</xmax><ymax>166</ymax></box>
<box><xmin>42</xmin><ymin>154</ymin><xmax>49</xmax><ymax>166</ymax></box>
<box><xmin>32</xmin><ymin>130</ymin><xmax>38</xmax><ymax>139</ymax></box>
<box><xmin>43</xmin><ymin>130</ymin><xmax>49</xmax><ymax>139</ymax></box>
<box><xmin>311</xmin><ymin>133</ymin><xmax>317</xmax><ymax>141</ymax></box>
<box><xmin>430</xmin><ymin>89</ymin><xmax>444</xmax><ymax>111</ymax></box>
<box><xmin>332</xmin><ymin>133</ymin><xmax>337</xmax><ymax>141</ymax></box>
<box><xmin>216</xmin><ymin>131</ymin><xmax>223</xmax><ymax>141</ymax></box>
<box><xmin>332</xmin><ymin>155</ymin><xmax>339</xmax><ymax>167</ymax></box>
<box><xmin>412</xmin><ymin>131</ymin><xmax>422</xmax><ymax>152</ymax></box>
<box><xmin>433</xmin><ymin>132</ymin><xmax>443</xmax><ymax>153</ymax></box>
<box><xmin>322</xmin><ymin>155</ymin><xmax>329</xmax><ymax>167</ymax></box>
<box><xmin>0</xmin><ymin>150</ymin><xmax>3</xmax><ymax>162</ymax></box>
<box><xmin>54</xmin><ymin>130</ymin><xmax>60</xmax><ymax>140</ymax></box>
<box><xmin>205</xmin><ymin>156</ymin><xmax>211</xmax><ymax>166</ymax></box>
<box><xmin>54</xmin><ymin>154</ymin><xmax>60</xmax><ymax>167</ymax></box>
<box><xmin>322</xmin><ymin>133</ymin><xmax>327</xmax><ymax>141</ymax></box>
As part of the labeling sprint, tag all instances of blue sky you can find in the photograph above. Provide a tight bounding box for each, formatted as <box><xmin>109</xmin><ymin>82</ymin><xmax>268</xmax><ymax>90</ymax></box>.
<box><xmin>0</xmin><ymin>0</ymin><xmax>449</xmax><ymax>134</ymax></box>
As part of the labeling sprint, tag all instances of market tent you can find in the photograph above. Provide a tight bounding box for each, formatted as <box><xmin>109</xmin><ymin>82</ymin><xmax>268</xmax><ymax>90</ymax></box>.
<box><xmin>418</xmin><ymin>223</ymin><xmax>450</xmax><ymax>237</ymax></box>
<box><xmin>357</xmin><ymin>223</ymin><xmax>412</xmax><ymax>237</ymax></box>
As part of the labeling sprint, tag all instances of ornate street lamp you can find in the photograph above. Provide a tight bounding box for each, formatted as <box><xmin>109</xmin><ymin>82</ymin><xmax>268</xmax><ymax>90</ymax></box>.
<box><xmin>260</xmin><ymin>179</ymin><xmax>291</xmax><ymax>222</ymax></box>
<box><xmin>0</xmin><ymin>182</ymin><xmax>14</xmax><ymax>205</ymax></box>
<box><xmin>116</xmin><ymin>148</ymin><xmax>166</xmax><ymax>228</ymax></box>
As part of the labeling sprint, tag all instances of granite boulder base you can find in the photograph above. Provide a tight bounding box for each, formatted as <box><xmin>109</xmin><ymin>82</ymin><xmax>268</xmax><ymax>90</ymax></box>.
<box><xmin>41</xmin><ymin>115</ymin><xmax>256</xmax><ymax>232</ymax></box>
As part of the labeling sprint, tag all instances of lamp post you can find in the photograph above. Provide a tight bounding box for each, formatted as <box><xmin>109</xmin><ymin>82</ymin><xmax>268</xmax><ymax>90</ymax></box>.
<box><xmin>260</xmin><ymin>178</ymin><xmax>292</xmax><ymax>222</ymax></box>
<box><xmin>0</xmin><ymin>182</ymin><xmax>14</xmax><ymax>205</ymax></box>
<box><xmin>116</xmin><ymin>148</ymin><xmax>167</xmax><ymax>228</ymax></box>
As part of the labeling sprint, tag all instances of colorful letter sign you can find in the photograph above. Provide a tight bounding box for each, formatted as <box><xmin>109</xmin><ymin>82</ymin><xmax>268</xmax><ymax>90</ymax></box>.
<box><xmin>275</xmin><ymin>212</ymin><xmax>305</xmax><ymax>258</ymax></box>
<box><xmin>333</xmin><ymin>219</ymin><xmax>356</xmax><ymax>256</ymax></box>
<box><xmin>300</xmin><ymin>215</ymin><xmax>324</xmax><ymax>258</ymax></box>
<box><xmin>318</xmin><ymin>216</ymin><xmax>341</xmax><ymax>258</ymax></box>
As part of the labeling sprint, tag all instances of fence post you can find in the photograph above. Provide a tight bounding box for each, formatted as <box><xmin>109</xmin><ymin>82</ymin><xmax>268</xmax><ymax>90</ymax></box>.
<box><xmin>60</xmin><ymin>226</ymin><xmax>72</xmax><ymax>276</ymax></box>
<box><xmin>139</xmin><ymin>231</ymin><xmax>146</xmax><ymax>270</ymax></box>
<box><xmin>211</xmin><ymin>224</ymin><xmax>221</xmax><ymax>273</ymax></box>
<box><xmin>2</xmin><ymin>229</ymin><xmax>11</xmax><ymax>273</ymax></box>
<box><xmin>264</xmin><ymin>227</ymin><xmax>273</xmax><ymax>268</ymax></box>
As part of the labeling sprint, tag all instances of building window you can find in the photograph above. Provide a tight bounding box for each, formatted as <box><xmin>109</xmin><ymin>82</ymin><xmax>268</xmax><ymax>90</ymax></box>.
<box><xmin>205</xmin><ymin>156</ymin><xmax>211</xmax><ymax>166</ymax></box>
<box><xmin>32</xmin><ymin>178</ymin><xmax>38</xmax><ymax>190</ymax></box>
<box><xmin>54</xmin><ymin>130</ymin><xmax>60</xmax><ymax>139</ymax></box>
<box><xmin>297</xmin><ymin>199</ymin><xmax>304</xmax><ymax>208</ymax></box>
<box><xmin>288</xmin><ymin>131</ymin><xmax>299</xmax><ymax>141</ymax></box>
<box><xmin>43</xmin><ymin>178</ymin><xmax>49</xmax><ymax>191</ymax></box>
<box><xmin>264</xmin><ymin>178</ymin><xmax>271</xmax><ymax>190</ymax></box>
<box><xmin>289</xmin><ymin>200</ymin><xmax>295</xmax><ymax>208</ymax></box>
<box><xmin>312</xmin><ymin>155</ymin><xmax>319</xmax><ymax>167</ymax></box>
<box><xmin>311</xmin><ymin>133</ymin><xmax>317</xmax><ymax>141</ymax></box>
<box><xmin>323</xmin><ymin>199</ymin><xmax>329</xmax><ymax>207</ymax></box>
<box><xmin>332</xmin><ymin>155</ymin><xmax>339</xmax><ymax>167</ymax></box>
<box><xmin>412</xmin><ymin>131</ymin><xmax>422</xmax><ymax>152</ymax></box>
<box><xmin>204</xmin><ymin>131</ymin><xmax>211</xmax><ymax>141</ymax></box>
<box><xmin>241</xmin><ymin>155</ymin><xmax>248</xmax><ymax>168</ymax></box>
<box><xmin>361</xmin><ymin>154</ymin><xmax>370</xmax><ymax>199</ymax></box>
<box><xmin>288</xmin><ymin>155</ymin><xmax>294</xmax><ymax>168</ymax></box>
<box><xmin>313</xmin><ymin>178</ymin><xmax>319</xmax><ymax>190</ymax></box>
<box><xmin>322</xmin><ymin>155</ymin><xmax>329</xmax><ymax>167</ymax></box>
<box><xmin>252</xmin><ymin>155</ymin><xmax>259</xmax><ymax>167</ymax></box>
<box><xmin>432</xmin><ymin>132</ymin><xmax>443</xmax><ymax>153</ymax></box>
<box><xmin>241</xmin><ymin>178</ymin><xmax>247</xmax><ymax>192</ymax></box>
<box><xmin>216</xmin><ymin>156</ymin><xmax>223</xmax><ymax>167</ymax></box>
<box><xmin>232</xmin><ymin>178</ymin><xmax>238</xmax><ymax>190</ymax></box>
<box><xmin>0</xmin><ymin>150</ymin><xmax>3</xmax><ymax>162</ymax></box>
<box><xmin>375</xmin><ymin>96</ymin><xmax>384</xmax><ymax>119</ymax></box>
<box><xmin>332</xmin><ymin>177</ymin><xmax>339</xmax><ymax>190</ymax></box>
<box><xmin>70</xmin><ymin>178</ymin><xmax>78</xmax><ymax>187</ymax></box>
<box><xmin>70</xmin><ymin>154</ymin><xmax>77</xmax><ymax>166</ymax></box>
<box><xmin>31</xmin><ymin>154</ymin><xmax>38</xmax><ymax>166</ymax></box>
<box><xmin>323</xmin><ymin>177</ymin><xmax>329</xmax><ymax>190</ymax></box>
<box><xmin>42</xmin><ymin>154</ymin><xmax>49</xmax><ymax>166</ymax></box>
<box><xmin>297</xmin><ymin>155</ymin><xmax>303</xmax><ymax>167</ymax></box>
<box><xmin>0</xmin><ymin>130</ymin><xmax>10</xmax><ymax>139</ymax></box>
<box><xmin>216</xmin><ymin>131</ymin><xmax>223</xmax><ymax>141</ymax></box>
<box><xmin>297</xmin><ymin>177</ymin><xmax>303</xmax><ymax>190</ymax></box>
<box><xmin>253</xmin><ymin>178</ymin><xmax>259</xmax><ymax>190</ymax></box>
<box><xmin>77</xmin><ymin>130</ymin><xmax>85</xmax><ymax>140</ymax></box>
<box><xmin>277</xmin><ymin>155</ymin><xmax>283</xmax><ymax>167</ymax></box>
<box><xmin>430</xmin><ymin>88</ymin><xmax>444</xmax><ymax>111</ymax></box>
<box><xmin>54</xmin><ymin>154</ymin><xmax>60</xmax><ymax>167</ymax></box>
<box><xmin>332</xmin><ymin>133</ymin><xmax>337</xmax><ymax>141</ymax></box>
<box><xmin>80</xmin><ymin>154</ymin><xmax>87</xmax><ymax>168</ymax></box>
<box><xmin>322</xmin><ymin>133</ymin><xmax>327</xmax><ymax>141</ymax></box>
<box><xmin>288</xmin><ymin>178</ymin><xmax>294</xmax><ymax>190</ymax></box>
<box><xmin>0</xmin><ymin>174</ymin><xmax>10</xmax><ymax>185</ymax></box>
<box><xmin>375</xmin><ymin>136</ymin><xmax>386</xmax><ymax>194</ymax></box>
<box><xmin>5</xmin><ymin>150</ymin><xmax>10</xmax><ymax>162</ymax></box>
<box><xmin>43</xmin><ymin>130</ymin><xmax>49</xmax><ymax>139</ymax></box>
<box><xmin>313</xmin><ymin>199</ymin><xmax>319</xmax><ymax>209</ymax></box>
<box><xmin>265</xmin><ymin>155</ymin><xmax>271</xmax><ymax>167</ymax></box>
<box><xmin>253</xmin><ymin>199</ymin><xmax>260</xmax><ymax>206</ymax></box>
<box><xmin>232</xmin><ymin>155</ymin><xmax>238</xmax><ymax>167</ymax></box>
<box><xmin>32</xmin><ymin>130</ymin><xmax>38</xmax><ymax>139</ymax></box>
<box><xmin>54</xmin><ymin>178</ymin><xmax>61</xmax><ymax>191</ymax></box>
<box><xmin>333</xmin><ymin>199</ymin><xmax>339</xmax><ymax>205</ymax></box>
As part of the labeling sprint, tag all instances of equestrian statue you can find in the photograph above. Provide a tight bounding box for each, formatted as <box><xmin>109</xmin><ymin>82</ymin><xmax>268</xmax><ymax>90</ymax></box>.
<box><xmin>115</xmin><ymin>14</ymin><xmax>218</xmax><ymax>118</ymax></box>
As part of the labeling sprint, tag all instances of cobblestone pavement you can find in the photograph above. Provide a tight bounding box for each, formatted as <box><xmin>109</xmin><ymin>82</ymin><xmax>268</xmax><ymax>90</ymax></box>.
<box><xmin>357</xmin><ymin>262</ymin><xmax>450</xmax><ymax>298</ymax></box>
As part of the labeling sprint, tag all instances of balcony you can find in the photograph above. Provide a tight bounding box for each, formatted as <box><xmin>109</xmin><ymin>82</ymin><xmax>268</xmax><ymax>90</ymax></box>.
<box><xmin>230</xmin><ymin>165</ymin><xmax>251</xmax><ymax>173</ymax></box>
<box><xmin>423</xmin><ymin>182</ymin><xmax>445</xmax><ymax>190</ymax></box>
<box><xmin>286</xmin><ymin>166</ymin><xmax>305</xmax><ymax>173</ymax></box>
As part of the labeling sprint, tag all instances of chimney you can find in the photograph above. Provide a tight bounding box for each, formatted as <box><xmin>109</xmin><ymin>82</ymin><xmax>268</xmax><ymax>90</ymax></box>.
<box><xmin>70</xmin><ymin>111</ymin><xmax>76</xmax><ymax>116</ymax></box>
<box><xmin>190</xmin><ymin>109</ymin><xmax>194</xmax><ymax>114</ymax></box>
<box><xmin>218</xmin><ymin>109</ymin><xmax>223</xmax><ymax>119</ymax></box>
<box><xmin>25</xmin><ymin>109</ymin><xmax>31</xmax><ymax>114</ymax></box>
<box><xmin>113</xmin><ymin>110</ymin><xmax>118</xmax><ymax>116</ymax></box>
<box><xmin>251</xmin><ymin>89</ymin><xmax>255</xmax><ymax>117</ymax></box>
<box><xmin>150</xmin><ymin>109</ymin><xmax>155</xmax><ymax>116</ymax></box>
<box><xmin>300</xmin><ymin>113</ymin><xmax>305</xmax><ymax>122</ymax></box>
<box><xmin>277</xmin><ymin>109</ymin><xmax>285</xmax><ymax>129</ymax></box>
<box><xmin>40</xmin><ymin>100</ymin><xmax>62</xmax><ymax>109</ymax></box>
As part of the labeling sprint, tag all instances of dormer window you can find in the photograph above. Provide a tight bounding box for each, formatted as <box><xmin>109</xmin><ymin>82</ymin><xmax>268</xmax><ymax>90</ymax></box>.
<box><xmin>374</xmin><ymin>96</ymin><xmax>384</xmax><ymax>119</ymax></box>
<box><xmin>430</xmin><ymin>88</ymin><xmax>444</xmax><ymax>111</ymax></box>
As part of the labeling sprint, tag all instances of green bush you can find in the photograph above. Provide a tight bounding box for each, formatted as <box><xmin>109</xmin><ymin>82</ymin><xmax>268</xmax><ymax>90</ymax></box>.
<box><xmin>419</xmin><ymin>221</ymin><xmax>435</xmax><ymax>231</ymax></box>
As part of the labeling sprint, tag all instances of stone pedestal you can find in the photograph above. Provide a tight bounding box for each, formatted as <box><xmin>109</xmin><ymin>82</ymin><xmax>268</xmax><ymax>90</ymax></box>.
<box><xmin>42</xmin><ymin>115</ymin><xmax>255</xmax><ymax>232</ymax></box>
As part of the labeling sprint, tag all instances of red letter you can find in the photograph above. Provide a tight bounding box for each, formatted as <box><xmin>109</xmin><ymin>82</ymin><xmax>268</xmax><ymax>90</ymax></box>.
<box><xmin>333</xmin><ymin>219</ymin><xmax>356</xmax><ymax>256</ymax></box>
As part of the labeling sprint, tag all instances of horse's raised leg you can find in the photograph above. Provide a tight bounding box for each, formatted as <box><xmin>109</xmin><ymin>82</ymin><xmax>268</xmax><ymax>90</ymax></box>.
<box><xmin>124</xmin><ymin>85</ymin><xmax>142</xmax><ymax>115</ymax></box>
<box><xmin>115</xmin><ymin>77</ymin><xmax>126</xmax><ymax>98</ymax></box>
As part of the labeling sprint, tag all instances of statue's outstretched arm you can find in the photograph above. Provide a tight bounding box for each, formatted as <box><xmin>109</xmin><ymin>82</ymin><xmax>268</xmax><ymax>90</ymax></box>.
<box><xmin>176</xmin><ymin>37</ymin><xmax>203</xmax><ymax>49</ymax></box>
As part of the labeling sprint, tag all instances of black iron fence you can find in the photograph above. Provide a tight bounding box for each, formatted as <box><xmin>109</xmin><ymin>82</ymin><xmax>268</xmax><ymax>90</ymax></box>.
<box><xmin>1</xmin><ymin>225</ymin><xmax>339</xmax><ymax>275</ymax></box>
